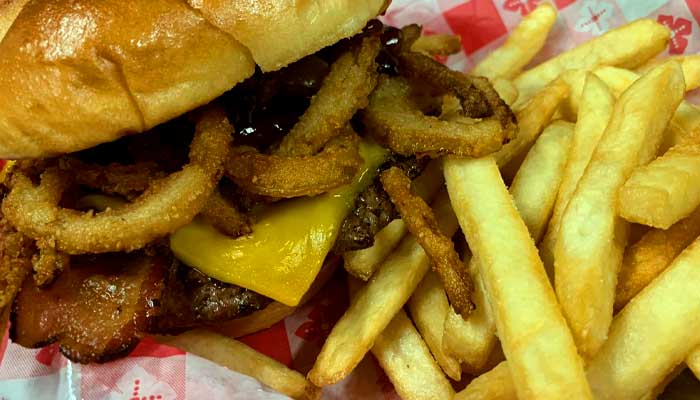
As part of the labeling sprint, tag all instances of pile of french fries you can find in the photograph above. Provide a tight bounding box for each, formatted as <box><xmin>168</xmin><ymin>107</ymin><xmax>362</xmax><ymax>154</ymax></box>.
<box><xmin>154</xmin><ymin>3</ymin><xmax>700</xmax><ymax>399</ymax></box>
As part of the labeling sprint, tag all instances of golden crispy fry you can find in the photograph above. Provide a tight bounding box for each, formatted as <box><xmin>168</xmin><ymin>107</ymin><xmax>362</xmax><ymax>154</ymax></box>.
<box><xmin>559</xmin><ymin>67</ymin><xmax>634</xmax><ymax>120</ymax></box>
<box><xmin>343</xmin><ymin>160</ymin><xmax>444</xmax><ymax>280</ymax></box>
<box><xmin>343</xmin><ymin>219</ymin><xmax>405</xmax><ymax>280</ymax></box>
<box><xmin>492</xmin><ymin>79</ymin><xmax>519</xmax><ymax>107</ymax></box>
<box><xmin>636</xmin><ymin>54</ymin><xmax>700</xmax><ymax>91</ymax></box>
<box><xmin>686</xmin><ymin>346</ymin><xmax>700</xmax><ymax>380</ymax></box>
<box><xmin>472</xmin><ymin>3</ymin><xmax>557</xmax><ymax>81</ymax></box>
<box><xmin>372</xmin><ymin>309</ymin><xmax>456</xmax><ymax>400</ymax></box>
<box><xmin>639</xmin><ymin>364</ymin><xmax>685</xmax><ymax>400</ymax></box>
<box><xmin>497</xmin><ymin>78</ymin><xmax>570</xmax><ymax>179</ymax></box>
<box><xmin>663</xmin><ymin>102</ymin><xmax>700</xmax><ymax>152</ymax></box>
<box><xmin>411</xmin><ymin>34</ymin><xmax>461</xmax><ymax>56</ymax></box>
<box><xmin>200</xmin><ymin>189</ymin><xmax>251</xmax><ymax>237</ymax></box>
<box><xmin>619</xmin><ymin>143</ymin><xmax>700</xmax><ymax>229</ymax></box>
<box><xmin>363</xmin><ymin>77</ymin><xmax>511</xmax><ymax>158</ymax></box>
<box><xmin>381</xmin><ymin>167</ymin><xmax>474</xmax><ymax>317</ymax></box>
<box><xmin>226</xmin><ymin>131</ymin><xmax>363</xmax><ymax>198</ymax></box>
<box><xmin>158</xmin><ymin>330</ymin><xmax>320</xmax><ymax>400</ymax></box>
<box><xmin>576</xmin><ymin>66</ymin><xmax>700</xmax><ymax>154</ymax></box>
<box><xmin>2</xmin><ymin>108</ymin><xmax>231</xmax><ymax>255</ymax></box>
<box><xmin>444</xmin><ymin>156</ymin><xmax>591</xmax><ymax>399</ymax></box>
<box><xmin>442</xmin><ymin>257</ymin><xmax>497</xmax><ymax>375</ymax></box>
<box><xmin>586</xmin><ymin>238</ymin><xmax>700</xmax><ymax>400</ymax></box>
<box><xmin>454</xmin><ymin>362</ymin><xmax>517</xmax><ymax>400</ymax></box>
<box><xmin>510</xmin><ymin>120</ymin><xmax>573</xmax><ymax>243</ymax></box>
<box><xmin>407</xmin><ymin>271</ymin><xmax>461</xmax><ymax>380</ymax></box>
<box><xmin>513</xmin><ymin>19</ymin><xmax>669</xmax><ymax>108</ymax></box>
<box><xmin>554</xmin><ymin>61</ymin><xmax>684</xmax><ymax>358</ymax></box>
<box><xmin>275</xmin><ymin>36</ymin><xmax>380</xmax><ymax>156</ymax></box>
<box><xmin>308</xmin><ymin>191</ymin><xmax>458</xmax><ymax>386</ymax></box>
<box><xmin>540</xmin><ymin>74</ymin><xmax>614</xmax><ymax>276</ymax></box>
<box><xmin>614</xmin><ymin>206</ymin><xmax>700</xmax><ymax>311</ymax></box>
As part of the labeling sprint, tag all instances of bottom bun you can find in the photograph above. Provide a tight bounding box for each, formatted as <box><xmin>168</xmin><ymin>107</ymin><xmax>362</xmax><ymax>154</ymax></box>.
<box><xmin>212</xmin><ymin>256</ymin><xmax>340</xmax><ymax>338</ymax></box>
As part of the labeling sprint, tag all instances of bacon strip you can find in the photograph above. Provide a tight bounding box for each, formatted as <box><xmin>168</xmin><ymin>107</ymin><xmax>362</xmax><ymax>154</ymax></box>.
<box><xmin>11</xmin><ymin>252</ymin><xmax>166</xmax><ymax>363</ymax></box>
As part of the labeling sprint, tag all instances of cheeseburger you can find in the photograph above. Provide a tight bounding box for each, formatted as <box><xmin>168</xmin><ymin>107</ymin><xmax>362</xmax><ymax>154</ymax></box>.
<box><xmin>0</xmin><ymin>0</ymin><xmax>515</xmax><ymax>363</ymax></box>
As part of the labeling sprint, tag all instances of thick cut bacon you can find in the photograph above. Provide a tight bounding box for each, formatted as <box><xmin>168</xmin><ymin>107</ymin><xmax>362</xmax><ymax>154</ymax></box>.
<box><xmin>11</xmin><ymin>252</ymin><xmax>166</xmax><ymax>363</ymax></box>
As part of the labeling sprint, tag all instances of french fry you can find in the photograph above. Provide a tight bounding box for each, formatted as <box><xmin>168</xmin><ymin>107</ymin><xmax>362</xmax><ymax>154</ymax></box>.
<box><xmin>343</xmin><ymin>219</ymin><xmax>404</xmax><ymax>280</ymax></box>
<box><xmin>586</xmin><ymin>66</ymin><xmax>700</xmax><ymax>153</ymax></box>
<box><xmin>496</xmin><ymin>77</ymin><xmax>569</xmax><ymax>178</ymax></box>
<box><xmin>343</xmin><ymin>160</ymin><xmax>444</xmax><ymax>280</ymax></box>
<box><xmin>442</xmin><ymin>256</ymin><xmax>498</xmax><ymax>375</ymax></box>
<box><xmin>686</xmin><ymin>346</ymin><xmax>700</xmax><ymax>380</ymax></box>
<box><xmin>158</xmin><ymin>330</ymin><xmax>320</xmax><ymax>400</ymax></box>
<box><xmin>619</xmin><ymin>143</ymin><xmax>700</xmax><ymax>229</ymax></box>
<box><xmin>663</xmin><ymin>102</ymin><xmax>700</xmax><ymax>152</ymax></box>
<box><xmin>639</xmin><ymin>364</ymin><xmax>685</xmax><ymax>400</ymax></box>
<box><xmin>472</xmin><ymin>3</ymin><xmax>557</xmax><ymax>81</ymax></box>
<box><xmin>636</xmin><ymin>54</ymin><xmax>700</xmax><ymax>91</ymax></box>
<box><xmin>372</xmin><ymin>309</ymin><xmax>456</xmax><ymax>400</ymax></box>
<box><xmin>614</xmin><ymin>206</ymin><xmax>700</xmax><ymax>311</ymax></box>
<box><xmin>407</xmin><ymin>271</ymin><xmax>462</xmax><ymax>380</ymax></box>
<box><xmin>308</xmin><ymin>191</ymin><xmax>458</xmax><ymax>386</ymax></box>
<box><xmin>586</xmin><ymin>238</ymin><xmax>700</xmax><ymax>400</ymax></box>
<box><xmin>492</xmin><ymin>78</ymin><xmax>518</xmax><ymax>106</ymax></box>
<box><xmin>554</xmin><ymin>61</ymin><xmax>685</xmax><ymax>358</ymax></box>
<box><xmin>509</xmin><ymin>120</ymin><xmax>574</xmax><ymax>243</ymax></box>
<box><xmin>540</xmin><ymin>73</ymin><xmax>615</xmax><ymax>276</ymax></box>
<box><xmin>454</xmin><ymin>362</ymin><xmax>517</xmax><ymax>400</ymax></box>
<box><xmin>444</xmin><ymin>156</ymin><xmax>591</xmax><ymax>399</ymax></box>
<box><xmin>513</xmin><ymin>19</ymin><xmax>669</xmax><ymax>108</ymax></box>
<box><xmin>411</xmin><ymin>34</ymin><xmax>461</xmax><ymax>56</ymax></box>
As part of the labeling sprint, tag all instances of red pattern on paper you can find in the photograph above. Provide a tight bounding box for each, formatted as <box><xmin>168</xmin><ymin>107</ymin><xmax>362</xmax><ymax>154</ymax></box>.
<box><xmin>240</xmin><ymin>320</ymin><xmax>293</xmax><ymax>368</ymax></box>
<box><xmin>443</xmin><ymin>0</ymin><xmax>508</xmax><ymax>54</ymax></box>
<box><xmin>554</xmin><ymin>0</ymin><xmax>577</xmax><ymax>8</ymax></box>
<box><xmin>503</xmin><ymin>0</ymin><xmax>541</xmax><ymax>15</ymax></box>
<box><xmin>294</xmin><ymin>296</ymin><xmax>346</xmax><ymax>346</ymax></box>
<box><xmin>688</xmin><ymin>0</ymin><xmax>700</xmax><ymax>25</ymax></box>
<box><xmin>658</xmin><ymin>14</ymin><xmax>693</xmax><ymax>54</ymax></box>
<box><xmin>129</xmin><ymin>337</ymin><xmax>185</xmax><ymax>359</ymax></box>
<box><xmin>34</xmin><ymin>344</ymin><xmax>59</xmax><ymax>367</ymax></box>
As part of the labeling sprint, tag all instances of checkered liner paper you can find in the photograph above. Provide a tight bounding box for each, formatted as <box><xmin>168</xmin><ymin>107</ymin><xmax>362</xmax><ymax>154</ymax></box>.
<box><xmin>1</xmin><ymin>1</ymin><xmax>699</xmax><ymax>399</ymax></box>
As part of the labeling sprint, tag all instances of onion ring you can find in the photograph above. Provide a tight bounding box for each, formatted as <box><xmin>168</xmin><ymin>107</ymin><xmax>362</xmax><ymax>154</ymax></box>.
<box><xmin>226</xmin><ymin>130</ymin><xmax>363</xmax><ymax>198</ymax></box>
<box><xmin>200</xmin><ymin>189</ymin><xmax>252</xmax><ymax>238</ymax></box>
<box><xmin>380</xmin><ymin>167</ymin><xmax>475</xmax><ymax>318</ymax></box>
<box><xmin>2</xmin><ymin>107</ymin><xmax>232</xmax><ymax>254</ymax></box>
<box><xmin>275</xmin><ymin>36</ymin><xmax>381</xmax><ymax>157</ymax></box>
<box><xmin>0</xmin><ymin>217</ymin><xmax>34</xmax><ymax>309</ymax></box>
<box><xmin>362</xmin><ymin>77</ymin><xmax>510</xmax><ymax>158</ymax></box>
<box><xmin>400</xmin><ymin>52</ymin><xmax>518</xmax><ymax>136</ymax></box>
<box><xmin>59</xmin><ymin>158</ymin><xmax>166</xmax><ymax>199</ymax></box>
<box><xmin>31</xmin><ymin>245</ymin><xmax>69</xmax><ymax>287</ymax></box>
<box><xmin>411</xmin><ymin>34</ymin><xmax>462</xmax><ymax>56</ymax></box>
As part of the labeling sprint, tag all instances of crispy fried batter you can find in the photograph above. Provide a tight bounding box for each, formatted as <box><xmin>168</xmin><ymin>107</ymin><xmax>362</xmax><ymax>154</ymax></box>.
<box><xmin>275</xmin><ymin>36</ymin><xmax>381</xmax><ymax>156</ymax></box>
<box><xmin>226</xmin><ymin>131</ymin><xmax>363</xmax><ymax>198</ymax></box>
<box><xmin>363</xmin><ymin>77</ymin><xmax>510</xmax><ymax>158</ymax></box>
<box><xmin>2</xmin><ymin>107</ymin><xmax>232</xmax><ymax>254</ymax></box>
<box><xmin>200</xmin><ymin>189</ymin><xmax>252</xmax><ymax>238</ymax></box>
<box><xmin>59</xmin><ymin>158</ymin><xmax>166</xmax><ymax>199</ymax></box>
<box><xmin>0</xmin><ymin>216</ymin><xmax>34</xmax><ymax>309</ymax></box>
<box><xmin>380</xmin><ymin>167</ymin><xmax>474</xmax><ymax>317</ymax></box>
<box><xmin>32</xmin><ymin>245</ymin><xmax>70</xmax><ymax>287</ymax></box>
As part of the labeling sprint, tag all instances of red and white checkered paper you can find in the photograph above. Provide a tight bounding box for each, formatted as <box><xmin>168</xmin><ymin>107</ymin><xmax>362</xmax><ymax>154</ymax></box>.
<box><xmin>1</xmin><ymin>1</ymin><xmax>699</xmax><ymax>399</ymax></box>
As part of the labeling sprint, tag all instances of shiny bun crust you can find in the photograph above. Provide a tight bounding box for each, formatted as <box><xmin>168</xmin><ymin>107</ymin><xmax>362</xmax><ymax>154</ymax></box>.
<box><xmin>0</xmin><ymin>0</ymin><xmax>389</xmax><ymax>159</ymax></box>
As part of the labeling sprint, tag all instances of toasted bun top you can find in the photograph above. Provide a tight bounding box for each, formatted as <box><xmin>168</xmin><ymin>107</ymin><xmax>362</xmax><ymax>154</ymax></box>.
<box><xmin>0</xmin><ymin>0</ymin><xmax>388</xmax><ymax>159</ymax></box>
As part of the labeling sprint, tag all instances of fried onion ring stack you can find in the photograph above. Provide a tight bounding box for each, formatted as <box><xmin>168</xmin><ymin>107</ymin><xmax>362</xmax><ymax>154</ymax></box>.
<box><xmin>0</xmin><ymin>20</ymin><xmax>518</xmax><ymax>364</ymax></box>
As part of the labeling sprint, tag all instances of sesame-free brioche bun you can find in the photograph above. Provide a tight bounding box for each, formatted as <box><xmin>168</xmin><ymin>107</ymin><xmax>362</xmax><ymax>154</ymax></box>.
<box><xmin>0</xmin><ymin>0</ymin><xmax>389</xmax><ymax>159</ymax></box>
